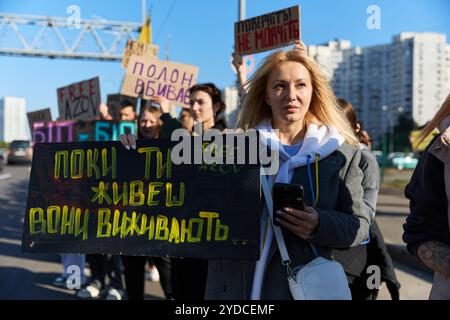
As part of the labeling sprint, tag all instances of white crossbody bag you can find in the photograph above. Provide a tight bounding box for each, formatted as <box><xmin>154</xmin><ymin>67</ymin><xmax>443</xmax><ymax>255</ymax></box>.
<box><xmin>260</xmin><ymin>175</ymin><xmax>352</xmax><ymax>300</ymax></box>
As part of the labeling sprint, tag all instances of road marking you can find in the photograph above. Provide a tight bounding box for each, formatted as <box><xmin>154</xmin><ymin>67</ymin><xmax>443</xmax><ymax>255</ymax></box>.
<box><xmin>0</xmin><ymin>237</ymin><xmax>21</xmax><ymax>246</ymax></box>
<box><xmin>0</xmin><ymin>173</ymin><xmax>11</xmax><ymax>181</ymax></box>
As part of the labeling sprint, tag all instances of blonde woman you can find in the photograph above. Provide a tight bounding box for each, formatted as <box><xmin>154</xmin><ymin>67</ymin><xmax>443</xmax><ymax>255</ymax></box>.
<box><xmin>205</xmin><ymin>49</ymin><xmax>371</xmax><ymax>299</ymax></box>
<box><xmin>403</xmin><ymin>93</ymin><xmax>450</xmax><ymax>300</ymax></box>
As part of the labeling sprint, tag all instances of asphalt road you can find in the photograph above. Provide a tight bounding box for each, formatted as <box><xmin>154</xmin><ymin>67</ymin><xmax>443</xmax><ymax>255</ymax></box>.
<box><xmin>0</xmin><ymin>163</ymin><xmax>167</xmax><ymax>299</ymax></box>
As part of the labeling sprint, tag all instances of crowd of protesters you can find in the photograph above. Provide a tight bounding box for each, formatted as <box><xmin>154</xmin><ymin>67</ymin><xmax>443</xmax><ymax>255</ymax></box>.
<box><xmin>45</xmin><ymin>40</ymin><xmax>450</xmax><ymax>301</ymax></box>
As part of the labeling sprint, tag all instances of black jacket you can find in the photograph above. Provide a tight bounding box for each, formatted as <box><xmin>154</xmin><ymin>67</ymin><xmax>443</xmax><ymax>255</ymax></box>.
<box><xmin>403</xmin><ymin>135</ymin><xmax>450</xmax><ymax>257</ymax></box>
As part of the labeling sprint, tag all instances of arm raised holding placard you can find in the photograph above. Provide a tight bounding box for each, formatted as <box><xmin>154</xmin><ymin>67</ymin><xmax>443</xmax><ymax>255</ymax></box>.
<box><xmin>120</xmin><ymin>96</ymin><xmax>182</xmax><ymax>149</ymax></box>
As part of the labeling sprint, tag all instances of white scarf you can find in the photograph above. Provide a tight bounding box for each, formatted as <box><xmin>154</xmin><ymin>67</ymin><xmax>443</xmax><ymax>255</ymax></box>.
<box><xmin>256</xmin><ymin>119</ymin><xmax>346</xmax><ymax>183</ymax></box>
<box><xmin>250</xmin><ymin>119</ymin><xmax>345</xmax><ymax>300</ymax></box>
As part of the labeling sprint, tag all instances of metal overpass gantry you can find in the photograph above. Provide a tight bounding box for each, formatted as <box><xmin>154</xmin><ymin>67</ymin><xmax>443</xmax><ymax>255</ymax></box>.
<box><xmin>0</xmin><ymin>13</ymin><xmax>141</xmax><ymax>61</ymax></box>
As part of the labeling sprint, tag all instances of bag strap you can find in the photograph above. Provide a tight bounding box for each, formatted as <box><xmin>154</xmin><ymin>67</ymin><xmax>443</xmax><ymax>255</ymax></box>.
<box><xmin>260</xmin><ymin>174</ymin><xmax>322</xmax><ymax>277</ymax></box>
<box><xmin>260</xmin><ymin>174</ymin><xmax>291</xmax><ymax>265</ymax></box>
<box><xmin>260</xmin><ymin>174</ymin><xmax>295</xmax><ymax>278</ymax></box>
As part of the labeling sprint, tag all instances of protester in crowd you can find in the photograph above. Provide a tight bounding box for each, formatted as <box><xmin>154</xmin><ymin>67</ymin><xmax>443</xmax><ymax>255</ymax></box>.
<box><xmin>120</xmin><ymin>96</ymin><xmax>181</xmax><ymax>300</ymax></box>
<box><xmin>333</xmin><ymin>99</ymin><xmax>400</xmax><ymax>300</ymax></box>
<box><xmin>121</xmin><ymin>83</ymin><xmax>227</xmax><ymax>300</ymax></box>
<box><xmin>205</xmin><ymin>46</ymin><xmax>371</xmax><ymax>299</ymax></box>
<box><xmin>403</xmin><ymin>93</ymin><xmax>450</xmax><ymax>300</ymax></box>
<box><xmin>171</xmin><ymin>83</ymin><xmax>227</xmax><ymax>300</ymax></box>
<box><xmin>78</xmin><ymin>98</ymin><xmax>139</xmax><ymax>300</ymax></box>
<box><xmin>189</xmin><ymin>83</ymin><xmax>227</xmax><ymax>133</ymax></box>
<box><xmin>178</xmin><ymin>108</ymin><xmax>194</xmax><ymax>133</ymax></box>
<box><xmin>119</xmin><ymin>98</ymin><xmax>137</xmax><ymax>121</ymax></box>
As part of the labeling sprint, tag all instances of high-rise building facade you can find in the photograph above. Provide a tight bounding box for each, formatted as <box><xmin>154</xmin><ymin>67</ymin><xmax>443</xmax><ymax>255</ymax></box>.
<box><xmin>307</xmin><ymin>33</ymin><xmax>449</xmax><ymax>148</ymax></box>
<box><xmin>0</xmin><ymin>96</ymin><xmax>27</xmax><ymax>143</ymax></box>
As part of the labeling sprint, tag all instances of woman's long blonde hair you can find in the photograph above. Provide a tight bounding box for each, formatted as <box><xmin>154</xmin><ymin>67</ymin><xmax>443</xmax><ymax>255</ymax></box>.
<box><xmin>416</xmin><ymin>93</ymin><xmax>450</xmax><ymax>145</ymax></box>
<box><xmin>236</xmin><ymin>49</ymin><xmax>358</xmax><ymax>145</ymax></box>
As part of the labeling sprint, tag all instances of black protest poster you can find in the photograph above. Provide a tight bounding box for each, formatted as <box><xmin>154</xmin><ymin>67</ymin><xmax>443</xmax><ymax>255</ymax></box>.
<box><xmin>22</xmin><ymin>135</ymin><xmax>261</xmax><ymax>260</ymax></box>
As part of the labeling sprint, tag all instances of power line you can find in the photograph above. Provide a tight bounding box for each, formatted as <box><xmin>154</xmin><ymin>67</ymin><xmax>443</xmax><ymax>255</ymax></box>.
<box><xmin>156</xmin><ymin>0</ymin><xmax>176</xmax><ymax>41</ymax></box>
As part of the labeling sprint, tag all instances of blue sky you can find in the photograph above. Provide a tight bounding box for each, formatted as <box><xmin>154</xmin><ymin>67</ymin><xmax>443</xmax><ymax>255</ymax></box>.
<box><xmin>0</xmin><ymin>0</ymin><xmax>449</xmax><ymax>118</ymax></box>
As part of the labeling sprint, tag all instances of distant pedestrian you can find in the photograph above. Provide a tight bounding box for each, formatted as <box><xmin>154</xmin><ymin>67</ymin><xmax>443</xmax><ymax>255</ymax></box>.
<box><xmin>119</xmin><ymin>98</ymin><xmax>137</xmax><ymax>121</ymax></box>
<box><xmin>333</xmin><ymin>99</ymin><xmax>400</xmax><ymax>300</ymax></box>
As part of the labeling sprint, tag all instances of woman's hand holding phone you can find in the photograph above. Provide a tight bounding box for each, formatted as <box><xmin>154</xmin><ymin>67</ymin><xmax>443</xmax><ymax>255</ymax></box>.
<box><xmin>275</xmin><ymin>206</ymin><xmax>320</xmax><ymax>240</ymax></box>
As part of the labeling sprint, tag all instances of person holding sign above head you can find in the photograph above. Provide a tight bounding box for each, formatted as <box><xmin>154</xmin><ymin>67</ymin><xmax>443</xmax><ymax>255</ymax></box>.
<box><xmin>120</xmin><ymin>96</ymin><xmax>182</xmax><ymax>144</ymax></box>
<box><xmin>139</xmin><ymin>96</ymin><xmax>184</xmax><ymax>139</ymax></box>
<box><xmin>205</xmin><ymin>47</ymin><xmax>371</xmax><ymax>299</ymax></box>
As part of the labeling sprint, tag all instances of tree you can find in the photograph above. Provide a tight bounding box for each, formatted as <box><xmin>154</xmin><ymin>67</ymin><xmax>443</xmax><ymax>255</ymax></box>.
<box><xmin>0</xmin><ymin>141</ymin><xmax>10</xmax><ymax>149</ymax></box>
<box><xmin>393</xmin><ymin>114</ymin><xmax>414</xmax><ymax>152</ymax></box>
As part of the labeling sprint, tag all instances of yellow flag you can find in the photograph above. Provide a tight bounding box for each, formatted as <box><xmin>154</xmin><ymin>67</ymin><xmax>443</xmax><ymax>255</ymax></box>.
<box><xmin>410</xmin><ymin>128</ymin><xmax>439</xmax><ymax>151</ymax></box>
<box><xmin>138</xmin><ymin>15</ymin><xmax>151</xmax><ymax>44</ymax></box>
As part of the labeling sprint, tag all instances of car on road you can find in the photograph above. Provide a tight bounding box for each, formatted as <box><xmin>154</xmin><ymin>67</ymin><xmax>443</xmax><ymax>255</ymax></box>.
<box><xmin>7</xmin><ymin>140</ymin><xmax>33</xmax><ymax>165</ymax></box>
<box><xmin>388</xmin><ymin>152</ymin><xmax>418</xmax><ymax>170</ymax></box>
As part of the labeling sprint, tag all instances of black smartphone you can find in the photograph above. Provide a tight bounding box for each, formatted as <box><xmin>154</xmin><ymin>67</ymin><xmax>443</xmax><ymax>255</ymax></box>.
<box><xmin>272</xmin><ymin>183</ymin><xmax>305</xmax><ymax>226</ymax></box>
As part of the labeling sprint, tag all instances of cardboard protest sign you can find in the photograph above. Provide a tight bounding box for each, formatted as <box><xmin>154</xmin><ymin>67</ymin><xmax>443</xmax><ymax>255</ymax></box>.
<box><xmin>235</xmin><ymin>5</ymin><xmax>300</xmax><ymax>55</ymax></box>
<box><xmin>57</xmin><ymin>77</ymin><xmax>101</xmax><ymax>121</ymax></box>
<box><xmin>27</xmin><ymin>108</ymin><xmax>52</xmax><ymax>135</ymax></box>
<box><xmin>33</xmin><ymin>120</ymin><xmax>136</xmax><ymax>144</ymax></box>
<box><xmin>121</xmin><ymin>56</ymin><xmax>198</xmax><ymax>108</ymax></box>
<box><xmin>22</xmin><ymin>135</ymin><xmax>261</xmax><ymax>259</ymax></box>
<box><xmin>121</xmin><ymin>39</ymin><xmax>159</xmax><ymax>68</ymax></box>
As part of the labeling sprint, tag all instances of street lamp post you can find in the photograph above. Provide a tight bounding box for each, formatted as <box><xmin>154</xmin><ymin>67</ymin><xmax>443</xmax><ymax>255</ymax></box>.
<box><xmin>381</xmin><ymin>105</ymin><xmax>392</xmax><ymax>148</ymax></box>
<box><xmin>389</xmin><ymin>115</ymin><xmax>394</xmax><ymax>154</ymax></box>
<box><xmin>382</xmin><ymin>105</ymin><xmax>402</xmax><ymax>154</ymax></box>
<box><xmin>381</xmin><ymin>105</ymin><xmax>391</xmax><ymax>184</ymax></box>
<box><xmin>380</xmin><ymin>105</ymin><xmax>405</xmax><ymax>184</ymax></box>
<box><xmin>239</xmin><ymin>0</ymin><xmax>246</xmax><ymax>20</ymax></box>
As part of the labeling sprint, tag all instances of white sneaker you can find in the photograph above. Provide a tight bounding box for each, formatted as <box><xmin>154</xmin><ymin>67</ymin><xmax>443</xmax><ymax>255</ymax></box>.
<box><xmin>106</xmin><ymin>288</ymin><xmax>123</xmax><ymax>300</ymax></box>
<box><xmin>53</xmin><ymin>275</ymin><xmax>87</xmax><ymax>290</ymax></box>
<box><xmin>77</xmin><ymin>285</ymin><xmax>100</xmax><ymax>299</ymax></box>
<box><xmin>145</xmin><ymin>267</ymin><xmax>160</xmax><ymax>282</ymax></box>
